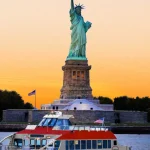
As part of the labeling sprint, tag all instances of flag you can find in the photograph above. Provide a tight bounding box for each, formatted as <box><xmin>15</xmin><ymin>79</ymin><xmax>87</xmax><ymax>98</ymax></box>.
<box><xmin>28</xmin><ymin>90</ymin><xmax>36</xmax><ymax>96</ymax></box>
<box><xmin>94</xmin><ymin>117</ymin><xmax>104</xmax><ymax>124</ymax></box>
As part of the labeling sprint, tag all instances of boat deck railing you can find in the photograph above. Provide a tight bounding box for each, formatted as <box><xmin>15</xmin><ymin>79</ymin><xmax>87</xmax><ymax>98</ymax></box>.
<box><xmin>0</xmin><ymin>145</ymin><xmax>59</xmax><ymax>150</ymax></box>
<box><xmin>53</xmin><ymin>125</ymin><xmax>109</xmax><ymax>131</ymax></box>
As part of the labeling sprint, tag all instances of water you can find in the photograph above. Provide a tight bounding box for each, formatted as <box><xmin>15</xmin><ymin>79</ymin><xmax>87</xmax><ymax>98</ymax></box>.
<box><xmin>0</xmin><ymin>132</ymin><xmax>150</xmax><ymax>150</ymax></box>
<box><xmin>116</xmin><ymin>134</ymin><xmax>150</xmax><ymax>150</ymax></box>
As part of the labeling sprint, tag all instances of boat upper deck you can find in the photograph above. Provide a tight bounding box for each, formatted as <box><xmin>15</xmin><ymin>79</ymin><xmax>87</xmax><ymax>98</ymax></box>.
<box><xmin>16</xmin><ymin>111</ymin><xmax>116</xmax><ymax>140</ymax></box>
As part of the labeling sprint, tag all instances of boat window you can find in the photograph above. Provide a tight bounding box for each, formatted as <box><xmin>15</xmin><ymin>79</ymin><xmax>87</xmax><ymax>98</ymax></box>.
<box><xmin>92</xmin><ymin>140</ymin><xmax>97</xmax><ymax>149</ymax></box>
<box><xmin>75</xmin><ymin>140</ymin><xmax>80</xmax><ymax>149</ymax></box>
<box><xmin>14</xmin><ymin>139</ymin><xmax>22</xmax><ymax>147</ymax></box>
<box><xmin>55</xmin><ymin>119</ymin><xmax>64</xmax><ymax>126</ymax></box>
<box><xmin>30</xmin><ymin>139</ymin><xmax>35</xmax><ymax>148</ymax></box>
<box><xmin>114</xmin><ymin>140</ymin><xmax>117</xmax><ymax>145</ymax></box>
<box><xmin>47</xmin><ymin>139</ymin><xmax>53</xmax><ymax>147</ymax></box>
<box><xmin>36</xmin><ymin>139</ymin><xmax>41</xmax><ymax>148</ymax></box>
<box><xmin>103</xmin><ymin>140</ymin><xmax>107</xmax><ymax>148</ymax></box>
<box><xmin>66</xmin><ymin>141</ymin><xmax>69</xmax><ymax>150</ymax></box>
<box><xmin>81</xmin><ymin>140</ymin><xmax>86</xmax><ymax>149</ymax></box>
<box><xmin>87</xmin><ymin>140</ymin><xmax>91</xmax><ymax>149</ymax></box>
<box><xmin>43</xmin><ymin>118</ymin><xmax>51</xmax><ymax>126</ymax></box>
<box><xmin>42</xmin><ymin>139</ymin><xmax>47</xmax><ymax>147</ymax></box>
<box><xmin>38</xmin><ymin>118</ymin><xmax>46</xmax><ymax>126</ymax></box>
<box><xmin>55</xmin><ymin>119</ymin><xmax>71</xmax><ymax>127</ymax></box>
<box><xmin>48</xmin><ymin>118</ymin><xmax>57</xmax><ymax>127</ymax></box>
<box><xmin>55</xmin><ymin>140</ymin><xmax>61</xmax><ymax>148</ymax></box>
<box><xmin>108</xmin><ymin>140</ymin><xmax>111</xmax><ymax>148</ymax></box>
<box><xmin>24</xmin><ymin>139</ymin><xmax>30</xmax><ymax>146</ymax></box>
<box><xmin>64</xmin><ymin>119</ymin><xmax>71</xmax><ymax>126</ymax></box>
<box><xmin>97</xmin><ymin>140</ymin><xmax>102</xmax><ymax>149</ymax></box>
<box><xmin>69</xmin><ymin>140</ymin><xmax>74</xmax><ymax>150</ymax></box>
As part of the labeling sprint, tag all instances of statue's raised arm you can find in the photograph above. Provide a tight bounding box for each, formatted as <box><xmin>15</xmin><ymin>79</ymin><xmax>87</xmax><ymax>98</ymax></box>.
<box><xmin>71</xmin><ymin>0</ymin><xmax>74</xmax><ymax>10</ymax></box>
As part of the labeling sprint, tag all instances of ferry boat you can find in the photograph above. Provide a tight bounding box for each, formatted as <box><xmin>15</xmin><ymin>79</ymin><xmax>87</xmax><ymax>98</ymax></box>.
<box><xmin>0</xmin><ymin>111</ymin><xmax>131</xmax><ymax>150</ymax></box>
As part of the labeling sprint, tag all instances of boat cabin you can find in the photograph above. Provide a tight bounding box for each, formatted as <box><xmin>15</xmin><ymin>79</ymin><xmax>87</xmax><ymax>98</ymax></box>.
<box><xmin>0</xmin><ymin>111</ymin><xmax>131</xmax><ymax>150</ymax></box>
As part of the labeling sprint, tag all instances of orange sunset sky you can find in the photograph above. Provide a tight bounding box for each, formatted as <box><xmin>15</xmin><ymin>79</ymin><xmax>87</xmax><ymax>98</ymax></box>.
<box><xmin>0</xmin><ymin>0</ymin><xmax>150</xmax><ymax>108</ymax></box>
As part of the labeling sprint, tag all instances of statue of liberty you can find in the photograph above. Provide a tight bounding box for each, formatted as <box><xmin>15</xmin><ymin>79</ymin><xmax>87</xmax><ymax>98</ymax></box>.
<box><xmin>67</xmin><ymin>0</ymin><xmax>92</xmax><ymax>60</ymax></box>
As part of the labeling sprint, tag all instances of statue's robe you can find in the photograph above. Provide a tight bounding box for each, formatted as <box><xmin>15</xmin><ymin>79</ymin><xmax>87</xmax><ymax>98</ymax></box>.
<box><xmin>68</xmin><ymin>9</ymin><xmax>90</xmax><ymax>58</ymax></box>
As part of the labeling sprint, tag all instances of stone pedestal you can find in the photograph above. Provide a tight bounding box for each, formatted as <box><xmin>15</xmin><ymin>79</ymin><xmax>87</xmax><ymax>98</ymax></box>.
<box><xmin>60</xmin><ymin>60</ymin><xmax>93</xmax><ymax>99</ymax></box>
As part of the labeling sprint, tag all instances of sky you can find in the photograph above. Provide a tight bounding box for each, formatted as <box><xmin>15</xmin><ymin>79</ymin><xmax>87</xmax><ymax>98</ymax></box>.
<box><xmin>0</xmin><ymin>0</ymin><xmax>150</xmax><ymax>108</ymax></box>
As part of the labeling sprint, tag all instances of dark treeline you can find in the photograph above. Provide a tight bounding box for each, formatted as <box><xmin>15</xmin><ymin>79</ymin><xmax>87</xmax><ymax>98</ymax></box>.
<box><xmin>95</xmin><ymin>96</ymin><xmax>150</xmax><ymax>122</ymax></box>
<box><xmin>94</xmin><ymin>96</ymin><xmax>150</xmax><ymax>111</ymax></box>
<box><xmin>114</xmin><ymin>96</ymin><xmax>150</xmax><ymax>111</ymax></box>
<box><xmin>94</xmin><ymin>96</ymin><xmax>113</xmax><ymax>104</ymax></box>
<box><xmin>0</xmin><ymin>90</ymin><xmax>33</xmax><ymax>120</ymax></box>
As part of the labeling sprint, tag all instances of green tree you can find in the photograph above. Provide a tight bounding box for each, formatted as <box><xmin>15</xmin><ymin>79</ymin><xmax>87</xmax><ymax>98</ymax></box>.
<box><xmin>94</xmin><ymin>96</ymin><xmax>113</xmax><ymax>104</ymax></box>
<box><xmin>0</xmin><ymin>90</ymin><xmax>33</xmax><ymax>120</ymax></box>
<box><xmin>24</xmin><ymin>102</ymin><xmax>34</xmax><ymax>109</ymax></box>
<box><xmin>139</xmin><ymin>97</ymin><xmax>150</xmax><ymax>111</ymax></box>
<box><xmin>114</xmin><ymin>96</ymin><xmax>150</xmax><ymax>111</ymax></box>
<box><xmin>114</xmin><ymin>96</ymin><xmax>136</xmax><ymax>110</ymax></box>
<box><xmin>114</xmin><ymin>96</ymin><xmax>129</xmax><ymax>110</ymax></box>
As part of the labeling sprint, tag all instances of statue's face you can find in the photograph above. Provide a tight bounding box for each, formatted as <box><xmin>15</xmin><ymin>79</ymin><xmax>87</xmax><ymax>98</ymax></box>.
<box><xmin>75</xmin><ymin>7</ymin><xmax>82</xmax><ymax>15</ymax></box>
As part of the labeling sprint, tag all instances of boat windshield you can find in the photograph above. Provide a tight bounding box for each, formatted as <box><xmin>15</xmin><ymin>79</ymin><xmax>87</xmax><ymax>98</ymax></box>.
<box><xmin>43</xmin><ymin>118</ymin><xmax>52</xmax><ymax>126</ymax></box>
<box><xmin>49</xmin><ymin>118</ymin><xmax>57</xmax><ymax>127</ymax></box>
<box><xmin>38</xmin><ymin>118</ymin><xmax>71</xmax><ymax>127</ymax></box>
<box><xmin>38</xmin><ymin>118</ymin><xmax>47</xmax><ymax>126</ymax></box>
<box><xmin>55</xmin><ymin>119</ymin><xmax>71</xmax><ymax>126</ymax></box>
<box><xmin>38</xmin><ymin>118</ymin><xmax>57</xmax><ymax>127</ymax></box>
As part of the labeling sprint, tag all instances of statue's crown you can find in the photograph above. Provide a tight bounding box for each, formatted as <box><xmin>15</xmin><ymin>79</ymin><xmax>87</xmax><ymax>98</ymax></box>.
<box><xmin>75</xmin><ymin>3</ymin><xmax>85</xmax><ymax>9</ymax></box>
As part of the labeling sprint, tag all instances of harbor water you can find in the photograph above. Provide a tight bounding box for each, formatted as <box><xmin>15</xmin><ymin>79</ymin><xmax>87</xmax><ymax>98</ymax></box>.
<box><xmin>0</xmin><ymin>132</ymin><xmax>150</xmax><ymax>150</ymax></box>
